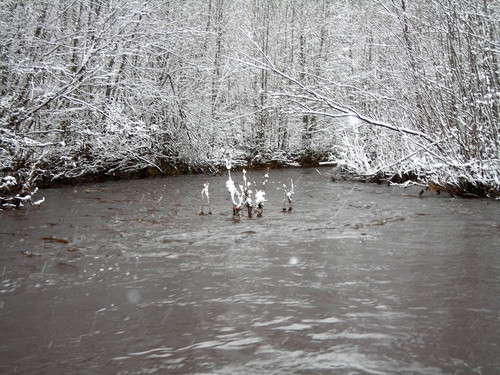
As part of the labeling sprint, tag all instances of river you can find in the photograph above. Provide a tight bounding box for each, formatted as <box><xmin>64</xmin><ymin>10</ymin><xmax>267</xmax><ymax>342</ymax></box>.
<box><xmin>1</xmin><ymin>168</ymin><xmax>499</xmax><ymax>374</ymax></box>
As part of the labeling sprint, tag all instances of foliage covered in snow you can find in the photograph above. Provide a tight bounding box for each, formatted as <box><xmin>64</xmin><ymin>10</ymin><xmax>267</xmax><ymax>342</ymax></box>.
<box><xmin>0</xmin><ymin>0</ymin><xmax>498</xmax><ymax>207</ymax></box>
<box><xmin>1</xmin><ymin>175</ymin><xmax>44</xmax><ymax>210</ymax></box>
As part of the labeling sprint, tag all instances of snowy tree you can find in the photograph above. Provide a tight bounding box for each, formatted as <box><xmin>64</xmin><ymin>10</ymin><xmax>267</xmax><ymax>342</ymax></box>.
<box><xmin>1</xmin><ymin>0</ymin><xmax>498</xmax><ymax>207</ymax></box>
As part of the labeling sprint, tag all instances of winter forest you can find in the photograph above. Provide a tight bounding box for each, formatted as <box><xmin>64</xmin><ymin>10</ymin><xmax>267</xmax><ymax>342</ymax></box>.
<box><xmin>1</xmin><ymin>0</ymin><xmax>499</xmax><ymax>206</ymax></box>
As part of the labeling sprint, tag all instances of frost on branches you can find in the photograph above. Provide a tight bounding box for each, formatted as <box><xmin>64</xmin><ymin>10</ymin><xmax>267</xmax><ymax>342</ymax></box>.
<box><xmin>0</xmin><ymin>0</ymin><xmax>498</xmax><ymax>202</ymax></box>
<box><xmin>1</xmin><ymin>176</ymin><xmax>45</xmax><ymax>211</ymax></box>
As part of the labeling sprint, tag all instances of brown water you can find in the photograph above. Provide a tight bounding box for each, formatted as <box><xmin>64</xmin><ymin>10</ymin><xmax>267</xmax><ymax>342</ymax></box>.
<box><xmin>1</xmin><ymin>168</ymin><xmax>499</xmax><ymax>374</ymax></box>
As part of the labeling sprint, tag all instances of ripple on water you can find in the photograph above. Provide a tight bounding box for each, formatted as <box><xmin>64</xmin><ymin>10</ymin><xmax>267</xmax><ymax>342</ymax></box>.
<box><xmin>1</xmin><ymin>169</ymin><xmax>499</xmax><ymax>375</ymax></box>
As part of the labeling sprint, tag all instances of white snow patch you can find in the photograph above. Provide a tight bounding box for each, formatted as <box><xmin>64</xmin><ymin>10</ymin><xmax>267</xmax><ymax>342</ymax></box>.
<box><xmin>128</xmin><ymin>347</ymin><xmax>172</xmax><ymax>356</ymax></box>
<box><xmin>253</xmin><ymin>316</ymin><xmax>293</xmax><ymax>327</ymax></box>
<box><xmin>274</xmin><ymin>323</ymin><xmax>312</xmax><ymax>331</ymax></box>
<box><xmin>216</xmin><ymin>337</ymin><xmax>261</xmax><ymax>350</ymax></box>
<box><xmin>302</xmin><ymin>317</ymin><xmax>342</xmax><ymax>324</ymax></box>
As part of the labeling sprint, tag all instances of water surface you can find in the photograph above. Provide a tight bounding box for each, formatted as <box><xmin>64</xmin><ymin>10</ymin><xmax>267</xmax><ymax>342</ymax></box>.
<box><xmin>1</xmin><ymin>168</ymin><xmax>499</xmax><ymax>374</ymax></box>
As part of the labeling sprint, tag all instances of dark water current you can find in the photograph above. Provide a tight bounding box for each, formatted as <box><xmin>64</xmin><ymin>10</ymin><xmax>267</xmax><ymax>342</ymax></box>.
<box><xmin>1</xmin><ymin>168</ymin><xmax>499</xmax><ymax>375</ymax></box>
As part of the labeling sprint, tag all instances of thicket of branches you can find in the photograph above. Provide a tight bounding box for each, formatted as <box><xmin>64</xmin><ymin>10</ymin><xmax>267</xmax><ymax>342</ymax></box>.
<box><xmin>1</xmin><ymin>0</ymin><xmax>499</xmax><ymax>204</ymax></box>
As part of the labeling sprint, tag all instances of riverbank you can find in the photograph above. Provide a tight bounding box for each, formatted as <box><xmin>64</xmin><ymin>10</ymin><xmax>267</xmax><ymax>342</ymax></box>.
<box><xmin>1</xmin><ymin>150</ymin><xmax>498</xmax><ymax>213</ymax></box>
<box><xmin>1</xmin><ymin>151</ymin><xmax>328</xmax><ymax>211</ymax></box>
<box><xmin>1</xmin><ymin>162</ymin><xmax>498</xmax><ymax>212</ymax></box>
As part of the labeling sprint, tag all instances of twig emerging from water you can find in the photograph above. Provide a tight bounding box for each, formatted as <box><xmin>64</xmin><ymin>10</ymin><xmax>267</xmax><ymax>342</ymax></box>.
<box><xmin>254</xmin><ymin>167</ymin><xmax>269</xmax><ymax>217</ymax></box>
<box><xmin>200</xmin><ymin>182</ymin><xmax>212</xmax><ymax>215</ymax></box>
<box><xmin>242</xmin><ymin>169</ymin><xmax>253</xmax><ymax>218</ymax></box>
<box><xmin>282</xmin><ymin>178</ymin><xmax>294</xmax><ymax>212</ymax></box>
<box><xmin>225</xmin><ymin>154</ymin><xmax>243</xmax><ymax>218</ymax></box>
<box><xmin>172</xmin><ymin>189</ymin><xmax>179</xmax><ymax>215</ymax></box>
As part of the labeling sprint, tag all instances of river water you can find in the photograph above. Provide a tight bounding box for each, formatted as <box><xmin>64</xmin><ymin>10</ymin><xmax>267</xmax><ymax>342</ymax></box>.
<box><xmin>1</xmin><ymin>168</ymin><xmax>499</xmax><ymax>374</ymax></box>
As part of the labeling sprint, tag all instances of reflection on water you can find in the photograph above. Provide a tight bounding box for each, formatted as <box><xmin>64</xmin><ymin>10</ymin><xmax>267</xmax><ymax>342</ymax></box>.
<box><xmin>1</xmin><ymin>168</ymin><xmax>499</xmax><ymax>374</ymax></box>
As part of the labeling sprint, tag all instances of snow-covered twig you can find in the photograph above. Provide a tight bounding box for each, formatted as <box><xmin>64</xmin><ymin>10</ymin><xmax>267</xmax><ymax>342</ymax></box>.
<box><xmin>200</xmin><ymin>182</ymin><xmax>212</xmax><ymax>215</ymax></box>
<box><xmin>282</xmin><ymin>179</ymin><xmax>294</xmax><ymax>212</ymax></box>
<box><xmin>242</xmin><ymin>169</ymin><xmax>253</xmax><ymax>218</ymax></box>
<box><xmin>224</xmin><ymin>152</ymin><xmax>244</xmax><ymax>217</ymax></box>
<box><xmin>226</xmin><ymin>174</ymin><xmax>243</xmax><ymax>217</ymax></box>
<box><xmin>254</xmin><ymin>167</ymin><xmax>269</xmax><ymax>218</ymax></box>
<box><xmin>1</xmin><ymin>182</ymin><xmax>44</xmax><ymax>211</ymax></box>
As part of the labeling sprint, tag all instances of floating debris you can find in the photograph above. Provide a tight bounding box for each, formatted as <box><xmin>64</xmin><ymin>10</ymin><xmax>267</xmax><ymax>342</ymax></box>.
<box><xmin>42</xmin><ymin>237</ymin><xmax>69</xmax><ymax>244</ymax></box>
<box><xmin>20</xmin><ymin>251</ymin><xmax>41</xmax><ymax>258</ymax></box>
